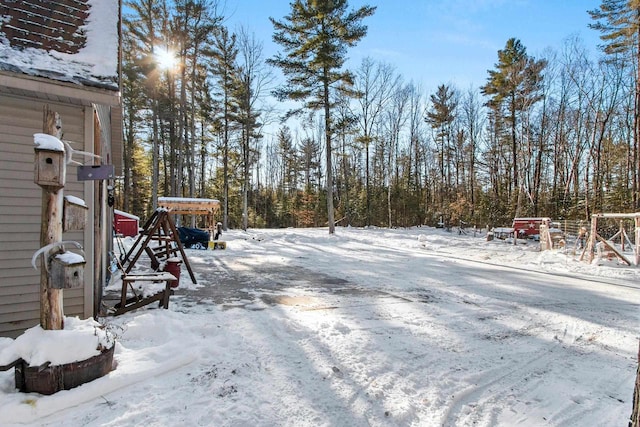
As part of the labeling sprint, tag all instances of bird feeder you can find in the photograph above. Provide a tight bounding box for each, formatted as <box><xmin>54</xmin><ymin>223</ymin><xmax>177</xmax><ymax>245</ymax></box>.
<box><xmin>48</xmin><ymin>250</ymin><xmax>85</xmax><ymax>289</ymax></box>
<box><xmin>63</xmin><ymin>196</ymin><xmax>88</xmax><ymax>231</ymax></box>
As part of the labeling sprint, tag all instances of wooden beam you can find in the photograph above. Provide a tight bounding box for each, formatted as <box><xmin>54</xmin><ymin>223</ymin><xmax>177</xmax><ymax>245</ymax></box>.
<box><xmin>157</xmin><ymin>200</ymin><xmax>220</xmax><ymax>213</ymax></box>
<box><xmin>591</xmin><ymin>212</ymin><xmax>640</xmax><ymax>219</ymax></box>
<box><xmin>596</xmin><ymin>235</ymin><xmax>631</xmax><ymax>266</ymax></box>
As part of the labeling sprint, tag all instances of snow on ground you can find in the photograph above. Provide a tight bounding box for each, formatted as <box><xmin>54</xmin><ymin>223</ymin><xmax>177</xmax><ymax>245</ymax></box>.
<box><xmin>1</xmin><ymin>226</ymin><xmax>639</xmax><ymax>426</ymax></box>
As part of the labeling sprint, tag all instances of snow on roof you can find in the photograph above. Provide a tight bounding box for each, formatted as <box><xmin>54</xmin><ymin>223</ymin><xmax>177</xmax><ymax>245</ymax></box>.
<box><xmin>0</xmin><ymin>0</ymin><xmax>119</xmax><ymax>90</ymax></box>
<box><xmin>158</xmin><ymin>197</ymin><xmax>221</xmax><ymax>204</ymax></box>
<box><xmin>34</xmin><ymin>133</ymin><xmax>64</xmax><ymax>151</ymax></box>
<box><xmin>512</xmin><ymin>217</ymin><xmax>551</xmax><ymax>221</ymax></box>
<box><xmin>114</xmin><ymin>209</ymin><xmax>140</xmax><ymax>220</ymax></box>
<box><xmin>55</xmin><ymin>251</ymin><xmax>85</xmax><ymax>265</ymax></box>
<box><xmin>65</xmin><ymin>195</ymin><xmax>87</xmax><ymax>207</ymax></box>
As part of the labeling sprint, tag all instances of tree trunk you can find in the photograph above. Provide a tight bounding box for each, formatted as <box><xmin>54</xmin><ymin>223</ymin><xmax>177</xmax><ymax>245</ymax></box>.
<box><xmin>152</xmin><ymin>97</ymin><xmax>159</xmax><ymax>210</ymax></box>
<box><xmin>511</xmin><ymin>95</ymin><xmax>519</xmax><ymax>213</ymax></box>
<box><xmin>365</xmin><ymin>137</ymin><xmax>371</xmax><ymax>226</ymax></box>
<box><xmin>324</xmin><ymin>75</ymin><xmax>335</xmax><ymax>234</ymax></box>
<box><xmin>243</xmin><ymin>122</ymin><xmax>250</xmax><ymax>231</ymax></box>
<box><xmin>200</xmin><ymin>121</ymin><xmax>206</xmax><ymax>199</ymax></box>
<box><xmin>223</xmin><ymin>85</ymin><xmax>229</xmax><ymax>230</ymax></box>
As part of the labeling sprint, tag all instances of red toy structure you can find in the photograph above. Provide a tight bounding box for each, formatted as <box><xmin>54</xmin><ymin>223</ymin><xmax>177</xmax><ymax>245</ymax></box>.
<box><xmin>512</xmin><ymin>217</ymin><xmax>551</xmax><ymax>239</ymax></box>
<box><xmin>114</xmin><ymin>209</ymin><xmax>139</xmax><ymax>237</ymax></box>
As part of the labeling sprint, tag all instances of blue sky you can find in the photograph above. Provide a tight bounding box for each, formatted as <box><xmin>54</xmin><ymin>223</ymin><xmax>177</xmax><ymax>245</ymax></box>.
<box><xmin>222</xmin><ymin>0</ymin><xmax>603</xmax><ymax>92</ymax></box>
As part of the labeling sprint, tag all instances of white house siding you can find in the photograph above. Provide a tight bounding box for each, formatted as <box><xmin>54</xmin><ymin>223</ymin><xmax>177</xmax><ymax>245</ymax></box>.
<box><xmin>0</xmin><ymin>93</ymin><xmax>90</xmax><ymax>338</ymax></box>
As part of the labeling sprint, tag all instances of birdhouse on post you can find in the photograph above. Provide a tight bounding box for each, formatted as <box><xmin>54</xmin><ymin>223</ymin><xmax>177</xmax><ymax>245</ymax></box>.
<box><xmin>48</xmin><ymin>250</ymin><xmax>85</xmax><ymax>289</ymax></box>
<box><xmin>63</xmin><ymin>196</ymin><xmax>88</xmax><ymax>231</ymax></box>
<box><xmin>34</xmin><ymin>133</ymin><xmax>66</xmax><ymax>190</ymax></box>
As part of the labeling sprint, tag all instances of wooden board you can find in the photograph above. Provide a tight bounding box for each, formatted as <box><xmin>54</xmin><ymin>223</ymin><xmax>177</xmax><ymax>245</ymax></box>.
<box><xmin>157</xmin><ymin>197</ymin><xmax>220</xmax><ymax>214</ymax></box>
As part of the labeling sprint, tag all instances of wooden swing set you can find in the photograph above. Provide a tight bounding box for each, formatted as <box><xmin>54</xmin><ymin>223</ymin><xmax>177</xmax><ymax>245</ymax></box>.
<box><xmin>158</xmin><ymin>197</ymin><xmax>220</xmax><ymax>237</ymax></box>
<box><xmin>110</xmin><ymin>208</ymin><xmax>194</xmax><ymax>315</ymax></box>
<box><xmin>581</xmin><ymin>212</ymin><xmax>640</xmax><ymax>266</ymax></box>
<box><xmin>109</xmin><ymin>198</ymin><xmax>221</xmax><ymax>315</ymax></box>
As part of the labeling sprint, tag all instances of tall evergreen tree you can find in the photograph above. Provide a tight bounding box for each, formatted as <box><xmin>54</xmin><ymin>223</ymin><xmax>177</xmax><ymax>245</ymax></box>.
<box><xmin>589</xmin><ymin>0</ymin><xmax>640</xmax><ymax>209</ymax></box>
<box><xmin>268</xmin><ymin>0</ymin><xmax>376</xmax><ymax>234</ymax></box>
<box><xmin>276</xmin><ymin>126</ymin><xmax>297</xmax><ymax>226</ymax></box>
<box><xmin>121</xmin><ymin>27</ymin><xmax>147</xmax><ymax>214</ymax></box>
<box><xmin>426</xmin><ymin>84</ymin><xmax>458</xmax><ymax>214</ymax></box>
<box><xmin>124</xmin><ymin>0</ymin><xmax>165</xmax><ymax>210</ymax></box>
<box><xmin>481</xmin><ymin>38</ymin><xmax>546</xmax><ymax>215</ymax></box>
<box><xmin>208</xmin><ymin>26</ymin><xmax>238</xmax><ymax>230</ymax></box>
<box><xmin>174</xmin><ymin>0</ymin><xmax>220</xmax><ymax>204</ymax></box>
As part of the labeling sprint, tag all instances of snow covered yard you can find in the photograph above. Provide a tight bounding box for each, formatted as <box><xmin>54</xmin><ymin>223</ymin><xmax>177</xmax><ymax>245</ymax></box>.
<box><xmin>1</xmin><ymin>227</ymin><xmax>639</xmax><ymax>426</ymax></box>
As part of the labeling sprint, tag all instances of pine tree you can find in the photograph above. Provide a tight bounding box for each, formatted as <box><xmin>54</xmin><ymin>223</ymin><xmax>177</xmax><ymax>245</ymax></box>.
<box><xmin>174</xmin><ymin>0</ymin><xmax>220</xmax><ymax>205</ymax></box>
<box><xmin>481</xmin><ymin>38</ymin><xmax>546</xmax><ymax>215</ymax></box>
<box><xmin>121</xmin><ymin>28</ymin><xmax>147</xmax><ymax>215</ymax></box>
<box><xmin>426</xmin><ymin>84</ymin><xmax>458</xmax><ymax>214</ymax></box>
<box><xmin>276</xmin><ymin>126</ymin><xmax>297</xmax><ymax>226</ymax></box>
<box><xmin>589</xmin><ymin>0</ymin><xmax>640</xmax><ymax>209</ymax></box>
<box><xmin>124</xmin><ymin>0</ymin><xmax>165</xmax><ymax>210</ymax></box>
<box><xmin>268</xmin><ymin>0</ymin><xmax>376</xmax><ymax>234</ymax></box>
<box><xmin>207</xmin><ymin>26</ymin><xmax>238</xmax><ymax>230</ymax></box>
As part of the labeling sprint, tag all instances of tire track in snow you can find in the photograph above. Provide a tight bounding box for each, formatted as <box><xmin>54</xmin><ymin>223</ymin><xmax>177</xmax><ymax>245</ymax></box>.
<box><xmin>440</xmin><ymin>343</ymin><xmax>563</xmax><ymax>426</ymax></box>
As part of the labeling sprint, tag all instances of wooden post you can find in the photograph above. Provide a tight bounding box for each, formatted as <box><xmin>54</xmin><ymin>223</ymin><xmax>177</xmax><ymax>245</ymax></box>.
<box><xmin>40</xmin><ymin>106</ymin><xmax>65</xmax><ymax>330</ymax></box>
<box><xmin>631</xmin><ymin>340</ymin><xmax>640</xmax><ymax>427</ymax></box>
<box><xmin>636</xmin><ymin>215</ymin><xmax>640</xmax><ymax>266</ymax></box>
<box><xmin>582</xmin><ymin>215</ymin><xmax>598</xmax><ymax>263</ymax></box>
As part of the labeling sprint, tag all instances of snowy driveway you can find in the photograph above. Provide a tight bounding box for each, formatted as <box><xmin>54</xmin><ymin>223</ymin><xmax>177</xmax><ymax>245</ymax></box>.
<box><xmin>174</xmin><ymin>229</ymin><xmax>640</xmax><ymax>426</ymax></box>
<box><xmin>2</xmin><ymin>227</ymin><xmax>639</xmax><ymax>426</ymax></box>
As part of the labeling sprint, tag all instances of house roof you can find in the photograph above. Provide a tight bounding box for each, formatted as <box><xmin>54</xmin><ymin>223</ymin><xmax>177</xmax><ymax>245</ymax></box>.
<box><xmin>0</xmin><ymin>0</ymin><xmax>119</xmax><ymax>91</ymax></box>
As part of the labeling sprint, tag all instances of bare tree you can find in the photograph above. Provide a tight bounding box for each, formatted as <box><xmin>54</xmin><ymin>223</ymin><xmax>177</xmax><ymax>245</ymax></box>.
<box><xmin>236</xmin><ymin>27</ymin><xmax>272</xmax><ymax>230</ymax></box>
<box><xmin>460</xmin><ymin>86</ymin><xmax>484</xmax><ymax>220</ymax></box>
<box><xmin>352</xmin><ymin>58</ymin><xmax>400</xmax><ymax>225</ymax></box>
<box><xmin>383</xmin><ymin>83</ymin><xmax>410</xmax><ymax>227</ymax></box>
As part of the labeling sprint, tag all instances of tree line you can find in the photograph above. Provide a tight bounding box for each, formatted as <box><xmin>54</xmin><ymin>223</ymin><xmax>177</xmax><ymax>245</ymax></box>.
<box><xmin>119</xmin><ymin>0</ymin><xmax>640</xmax><ymax>231</ymax></box>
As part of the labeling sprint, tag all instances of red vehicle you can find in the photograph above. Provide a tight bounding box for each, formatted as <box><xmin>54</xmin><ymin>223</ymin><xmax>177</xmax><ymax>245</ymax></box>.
<box><xmin>512</xmin><ymin>217</ymin><xmax>551</xmax><ymax>239</ymax></box>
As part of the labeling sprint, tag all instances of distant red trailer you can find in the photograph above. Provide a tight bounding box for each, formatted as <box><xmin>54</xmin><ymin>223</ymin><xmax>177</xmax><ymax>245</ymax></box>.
<box><xmin>114</xmin><ymin>209</ymin><xmax>140</xmax><ymax>237</ymax></box>
<box><xmin>512</xmin><ymin>217</ymin><xmax>551</xmax><ymax>239</ymax></box>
